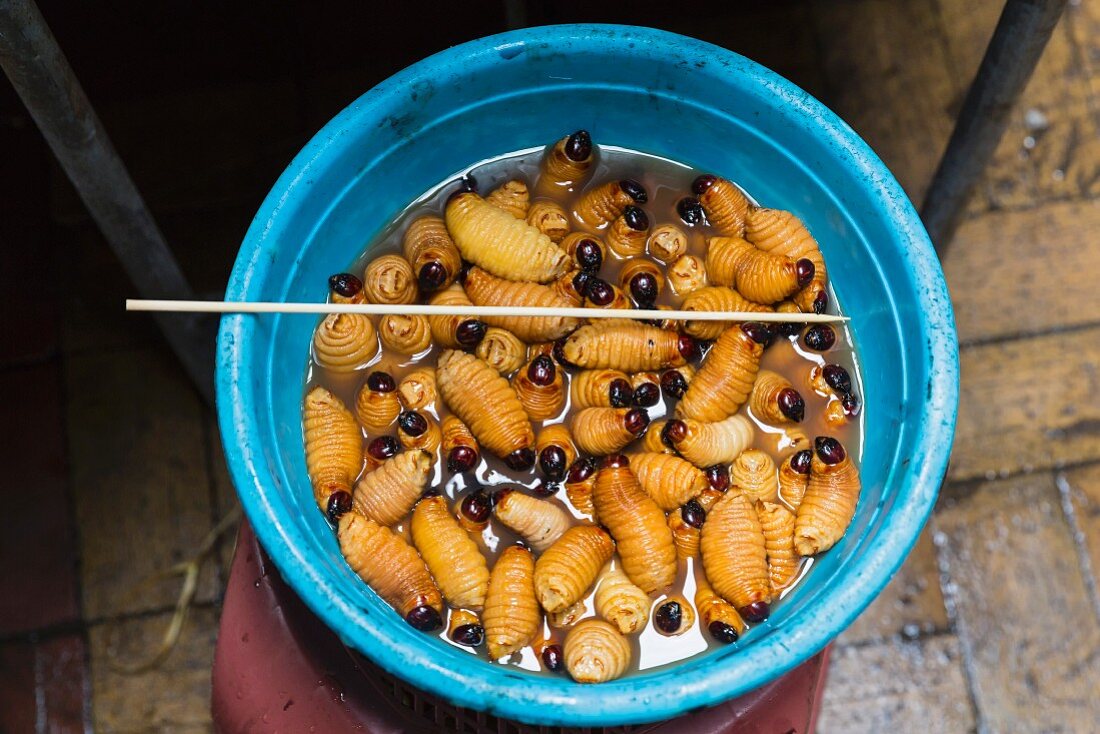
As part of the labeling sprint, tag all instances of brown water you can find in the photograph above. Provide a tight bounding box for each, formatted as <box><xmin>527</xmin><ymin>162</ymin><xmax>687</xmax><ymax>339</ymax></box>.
<box><xmin>303</xmin><ymin>143</ymin><xmax>863</xmax><ymax>676</ymax></box>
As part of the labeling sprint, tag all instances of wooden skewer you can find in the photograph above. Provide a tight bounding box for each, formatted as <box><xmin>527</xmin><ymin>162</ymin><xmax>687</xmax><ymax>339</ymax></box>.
<box><xmin>126</xmin><ymin>299</ymin><xmax>847</xmax><ymax>323</ymax></box>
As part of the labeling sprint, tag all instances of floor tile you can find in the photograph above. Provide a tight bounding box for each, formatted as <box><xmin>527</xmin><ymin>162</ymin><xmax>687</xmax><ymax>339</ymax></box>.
<box><xmin>818</xmin><ymin>634</ymin><xmax>976</xmax><ymax>733</ymax></box>
<box><xmin>0</xmin><ymin>363</ymin><xmax>79</xmax><ymax>635</ymax></box>
<box><xmin>67</xmin><ymin>346</ymin><xmax>220</xmax><ymax>619</ymax></box>
<box><xmin>841</xmin><ymin>527</ymin><xmax>949</xmax><ymax>645</ymax></box>
<box><xmin>949</xmin><ymin>326</ymin><xmax>1100</xmax><ymax>482</ymax></box>
<box><xmin>88</xmin><ymin>607</ymin><xmax>217</xmax><ymax>733</ymax></box>
<box><xmin>934</xmin><ymin>472</ymin><xmax>1100</xmax><ymax>732</ymax></box>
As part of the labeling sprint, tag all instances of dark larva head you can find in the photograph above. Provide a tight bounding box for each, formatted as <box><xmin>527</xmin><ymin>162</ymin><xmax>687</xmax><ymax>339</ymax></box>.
<box><xmin>564</xmin><ymin>130</ymin><xmax>592</xmax><ymax>161</ymax></box>
<box><xmin>329</xmin><ymin>273</ymin><xmax>363</xmax><ymax>298</ymax></box>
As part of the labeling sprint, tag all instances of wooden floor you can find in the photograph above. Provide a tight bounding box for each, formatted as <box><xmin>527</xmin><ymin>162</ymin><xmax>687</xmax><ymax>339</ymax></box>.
<box><xmin>1</xmin><ymin>1</ymin><xmax>1098</xmax><ymax>731</ymax></box>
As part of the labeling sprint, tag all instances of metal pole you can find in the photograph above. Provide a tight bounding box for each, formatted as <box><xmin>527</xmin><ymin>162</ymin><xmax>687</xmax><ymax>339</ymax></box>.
<box><xmin>0</xmin><ymin>0</ymin><xmax>215</xmax><ymax>404</ymax></box>
<box><xmin>921</xmin><ymin>0</ymin><xmax>1067</xmax><ymax>255</ymax></box>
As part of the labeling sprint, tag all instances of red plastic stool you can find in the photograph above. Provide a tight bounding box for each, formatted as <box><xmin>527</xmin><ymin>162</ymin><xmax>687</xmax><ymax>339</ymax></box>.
<box><xmin>212</xmin><ymin>523</ymin><xmax>830</xmax><ymax>733</ymax></box>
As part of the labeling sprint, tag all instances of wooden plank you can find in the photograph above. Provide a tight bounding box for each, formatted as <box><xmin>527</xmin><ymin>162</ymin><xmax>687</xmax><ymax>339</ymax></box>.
<box><xmin>949</xmin><ymin>326</ymin><xmax>1100</xmax><ymax>482</ymax></box>
<box><xmin>810</xmin><ymin>0</ymin><xmax>957</xmax><ymax>205</ymax></box>
<box><xmin>89</xmin><ymin>607</ymin><xmax>217</xmax><ymax>732</ymax></box>
<box><xmin>1064</xmin><ymin>461</ymin><xmax>1100</xmax><ymax>615</ymax></box>
<box><xmin>944</xmin><ymin>198</ymin><xmax>1100</xmax><ymax>344</ymax></box>
<box><xmin>937</xmin><ymin>1</ymin><xmax>1100</xmax><ymax>214</ymax></box>
<box><xmin>68</xmin><ymin>346</ymin><xmax>220</xmax><ymax>619</ymax></box>
<box><xmin>818</xmin><ymin>634</ymin><xmax>976</xmax><ymax>733</ymax></box>
<box><xmin>841</xmin><ymin>527</ymin><xmax>949</xmax><ymax>644</ymax></box>
<box><xmin>934</xmin><ymin>471</ymin><xmax>1100</xmax><ymax>732</ymax></box>
<box><xmin>1067</xmin><ymin>0</ymin><xmax>1100</xmax><ymax>106</ymax></box>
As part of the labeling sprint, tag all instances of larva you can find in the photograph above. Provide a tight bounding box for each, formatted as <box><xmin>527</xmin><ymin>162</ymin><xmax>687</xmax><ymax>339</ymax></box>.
<box><xmin>485</xmin><ymin>179</ymin><xmax>530</xmax><ymax>219</ymax></box>
<box><xmin>547</xmin><ymin>598</ymin><xmax>589</xmax><ymax>629</ymax></box>
<box><xmin>411</xmin><ymin>494</ymin><xmax>490</xmax><ymax>610</ymax></box>
<box><xmin>706</xmin><ymin>236</ymin><xmax>812</xmax><ymax>305</ymax></box>
<box><xmin>564</xmin><ymin>619</ymin><xmax>631</xmax><ymax>683</ymax></box>
<box><xmin>653</xmin><ymin>595</ymin><xmax>696</xmax><ymax>636</ymax></box>
<box><xmin>564</xmin><ymin>458</ymin><xmax>598</xmax><ymax>519</ymax></box>
<box><xmin>527</xmin><ymin>199</ymin><xmax>571</xmax><ymax>243</ymax></box>
<box><xmin>475</xmin><ymin>327</ymin><xmax>526</xmax><ymax>376</ymax></box>
<box><xmin>593</xmin><ymin>460</ymin><xmax>677</xmax><ymax>594</ymax></box>
<box><xmin>547</xmin><ymin>599</ymin><xmax>587</xmax><ymax>629</ymax></box>
<box><xmin>750</xmin><ymin>370</ymin><xmax>806</xmax><ymax>424</ymax></box>
<box><xmin>304</xmin><ymin>386</ymin><xmax>363</xmax><ymax>511</ymax></box>
<box><xmin>428</xmin><ymin>285</ymin><xmax>486</xmax><ymax>350</ymax></box>
<box><xmin>402</xmin><ymin>215</ymin><xmax>462</xmax><ymax>292</ymax></box>
<box><xmin>643</xmin><ymin>419</ymin><xmax>674</xmax><ymax>455</ymax></box>
<box><xmin>483</xmin><ymin>545</ymin><xmax>541</xmax><ymax>660</ymax></box>
<box><xmin>794</xmin><ymin>437</ymin><xmax>861</xmax><ymax>556</ymax></box>
<box><xmin>744</xmin><ymin>207</ymin><xmax>828</xmax><ymax>314</ymax></box>
<box><xmin>352</xmin><ymin>450</ymin><xmax>432</xmax><ymax>527</ymax></box>
<box><xmin>538</xmin><ymin>130</ymin><xmax>594</xmax><ymax>194</ymax></box>
<box><xmin>534</xmin><ymin>525</ymin><xmax>615</xmax><ymax>613</ymax></box>
<box><xmin>571</xmin><ymin>407</ymin><xmax>649</xmax><ymax>456</ymax></box>
<box><xmin>463</xmin><ymin>267</ymin><xmax>581</xmax><ymax>342</ymax></box>
<box><xmin>681</xmin><ymin>286</ymin><xmax>772</xmax><ymax>340</ymax></box>
<box><xmin>328</xmin><ymin>272</ymin><xmax>365</xmax><ymax>304</ymax></box>
<box><xmin>562</xmin><ymin>320</ymin><xmax>693</xmax><ymax>372</ymax></box>
<box><xmin>492</xmin><ymin>488</ymin><xmax>571</xmax><ymax>553</ymax></box>
<box><xmin>662</xmin><ymin>414</ymin><xmax>755</xmax><ymax>468</ymax></box>
<box><xmin>574</xmin><ymin>179</ymin><xmax>647</xmax><ymax>229</ymax></box>
<box><xmin>355</xmin><ymin>372</ymin><xmax>402</xmax><ymax>433</ymax></box>
<box><xmin>627</xmin><ymin>452</ymin><xmax>707</xmax><ymax>510</ymax></box>
<box><xmin>700</xmin><ymin>490</ymin><xmax>771</xmax><ymax>620</ymax></box>
<box><xmin>338</xmin><ymin>510</ymin><xmax>443</xmax><ymax>629</ymax></box>
<box><xmin>694</xmin><ymin>569</ymin><xmax>745</xmax><ymax>644</ymax></box>
<box><xmin>659</xmin><ymin>365</ymin><xmax>695</xmax><ymax>400</ymax></box>
<box><xmin>439</xmin><ymin>416</ymin><xmax>478</xmax><ymax>474</ymax></box>
<box><xmin>779</xmin><ymin>450</ymin><xmax>812</xmax><ymax>511</ymax></box>
<box><xmin>512</xmin><ymin>354</ymin><xmax>566</xmax><ymax>421</ymax></box>
<box><xmin>551</xmin><ymin>269</ymin><xmax>587</xmax><ymax>306</ymax></box>
<box><xmin>363</xmin><ymin>435</ymin><xmax>399</xmax><ymax>475</ymax></box>
<box><xmin>536</xmin><ymin>423</ymin><xmax>577</xmax><ymax>483</ymax></box>
<box><xmin>378</xmin><ymin>314</ymin><xmax>432</xmax><ymax>355</ymax></box>
<box><xmin>757</xmin><ymin>500</ymin><xmax>800</xmax><ymax>593</ymax></box>
<box><xmin>363</xmin><ymin>254</ymin><xmax>418</xmax><ymax>305</ymax></box>
<box><xmin>593</xmin><ymin>564</ymin><xmax>651</xmax><ymax>635</ymax></box>
<box><xmin>396</xmin><ymin>410</ymin><xmax>442</xmax><ymax>454</ymax></box>
<box><xmin>618</xmin><ymin>259</ymin><xmax>665</xmax><ymax>306</ymax></box>
<box><xmin>455</xmin><ymin>490</ymin><xmax>493</xmax><ymax>533</ymax></box>
<box><xmin>436</xmin><ymin>349</ymin><xmax>535</xmax><ymax>464</ymax></box>
<box><xmin>629</xmin><ymin>372</ymin><xmax>661</xmax><ymax>409</ymax></box>
<box><xmin>448</xmin><ymin>609</ymin><xmax>484</xmax><ymax>647</ymax></box>
<box><xmin>605</xmin><ymin>207</ymin><xmax>650</xmax><ymax>258</ymax></box>
<box><xmin>677</xmin><ymin>324</ymin><xmax>764</xmax><ymax>422</ymax></box>
<box><xmin>731</xmin><ymin>449</ymin><xmax>779</xmax><ymax>503</ymax></box>
<box><xmin>445</xmin><ymin>191</ymin><xmax>569</xmax><ymax>283</ymax></box>
<box><xmin>583</xmin><ymin>281</ymin><xmax>632</xmax><ymax>314</ymax></box>
<box><xmin>647</xmin><ymin>223</ymin><xmax>689</xmax><ymax>264</ymax></box>
<box><xmin>668</xmin><ymin>487</ymin><xmax>723</xmax><ymax>560</ymax></box>
<box><xmin>397</xmin><ymin>368</ymin><xmax>436</xmax><ymax>411</ymax></box>
<box><xmin>313</xmin><ymin>313</ymin><xmax>379</xmax><ymax>372</ymax></box>
<box><xmin>560</xmin><ymin>231</ymin><xmax>606</xmax><ymax>266</ymax></box>
<box><xmin>693</xmin><ymin>174</ymin><xmax>751</xmax><ymax>237</ymax></box>
<box><xmin>666</xmin><ymin>254</ymin><xmax>709</xmax><ymax>297</ymax></box>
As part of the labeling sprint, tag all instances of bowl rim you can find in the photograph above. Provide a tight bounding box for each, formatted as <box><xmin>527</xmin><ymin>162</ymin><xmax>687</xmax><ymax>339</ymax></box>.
<box><xmin>216</xmin><ymin>23</ymin><xmax>959</xmax><ymax>726</ymax></box>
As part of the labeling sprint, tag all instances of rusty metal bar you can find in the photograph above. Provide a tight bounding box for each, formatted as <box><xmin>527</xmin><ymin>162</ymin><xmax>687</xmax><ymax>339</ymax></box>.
<box><xmin>0</xmin><ymin>0</ymin><xmax>215</xmax><ymax>404</ymax></box>
<box><xmin>921</xmin><ymin>0</ymin><xmax>1068</xmax><ymax>255</ymax></box>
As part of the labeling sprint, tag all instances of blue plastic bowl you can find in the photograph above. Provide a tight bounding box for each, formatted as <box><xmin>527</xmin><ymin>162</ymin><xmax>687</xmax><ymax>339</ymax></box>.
<box><xmin>216</xmin><ymin>24</ymin><xmax>958</xmax><ymax>727</ymax></box>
